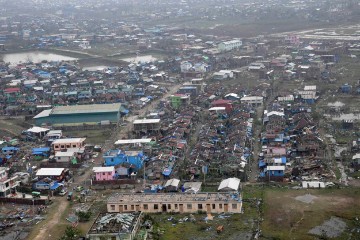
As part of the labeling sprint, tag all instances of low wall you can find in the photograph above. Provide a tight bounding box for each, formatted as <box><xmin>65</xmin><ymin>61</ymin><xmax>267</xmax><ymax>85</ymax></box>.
<box><xmin>0</xmin><ymin>197</ymin><xmax>48</xmax><ymax>205</ymax></box>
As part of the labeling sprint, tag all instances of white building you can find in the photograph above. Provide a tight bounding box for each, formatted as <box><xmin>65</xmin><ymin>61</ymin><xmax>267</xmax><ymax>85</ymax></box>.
<box><xmin>218</xmin><ymin>39</ymin><xmax>242</xmax><ymax>52</ymax></box>
<box><xmin>0</xmin><ymin>167</ymin><xmax>20</xmax><ymax>197</ymax></box>
<box><xmin>218</xmin><ymin>177</ymin><xmax>240</xmax><ymax>191</ymax></box>
<box><xmin>240</xmin><ymin>96</ymin><xmax>264</xmax><ymax>106</ymax></box>
<box><xmin>54</xmin><ymin>151</ymin><xmax>76</xmax><ymax>163</ymax></box>
<box><xmin>180</xmin><ymin>61</ymin><xmax>192</xmax><ymax>72</ymax></box>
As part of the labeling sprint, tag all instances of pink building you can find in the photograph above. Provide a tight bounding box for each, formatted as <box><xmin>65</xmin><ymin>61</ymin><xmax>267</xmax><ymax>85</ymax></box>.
<box><xmin>93</xmin><ymin>166</ymin><xmax>115</xmax><ymax>181</ymax></box>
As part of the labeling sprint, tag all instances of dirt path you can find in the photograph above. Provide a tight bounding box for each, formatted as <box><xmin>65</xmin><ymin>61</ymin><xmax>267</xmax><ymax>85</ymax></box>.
<box><xmin>33</xmin><ymin>199</ymin><xmax>69</xmax><ymax>240</ymax></box>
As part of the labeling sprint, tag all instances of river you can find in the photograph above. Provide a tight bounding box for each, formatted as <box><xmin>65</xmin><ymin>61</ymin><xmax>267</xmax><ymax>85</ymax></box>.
<box><xmin>1</xmin><ymin>51</ymin><xmax>78</xmax><ymax>64</ymax></box>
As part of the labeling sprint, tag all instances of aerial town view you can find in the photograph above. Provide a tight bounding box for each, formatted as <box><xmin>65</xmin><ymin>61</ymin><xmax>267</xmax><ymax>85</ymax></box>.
<box><xmin>0</xmin><ymin>0</ymin><xmax>359</xmax><ymax>239</ymax></box>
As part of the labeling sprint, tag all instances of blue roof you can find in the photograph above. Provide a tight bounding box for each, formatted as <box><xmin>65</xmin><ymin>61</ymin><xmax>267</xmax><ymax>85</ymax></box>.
<box><xmin>32</xmin><ymin>147</ymin><xmax>50</xmax><ymax>152</ymax></box>
<box><xmin>281</xmin><ymin>156</ymin><xmax>287</xmax><ymax>164</ymax></box>
<box><xmin>259</xmin><ymin>160</ymin><xmax>266</xmax><ymax>168</ymax></box>
<box><xmin>162</xmin><ymin>168</ymin><xmax>172</xmax><ymax>176</ymax></box>
<box><xmin>2</xmin><ymin>147</ymin><xmax>19</xmax><ymax>151</ymax></box>
<box><xmin>50</xmin><ymin>182</ymin><xmax>62</xmax><ymax>190</ymax></box>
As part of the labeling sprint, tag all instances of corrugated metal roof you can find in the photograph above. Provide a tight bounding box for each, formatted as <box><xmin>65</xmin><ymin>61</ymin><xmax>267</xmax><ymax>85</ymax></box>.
<box><xmin>51</xmin><ymin>103</ymin><xmax>121</xmax><ymax>115</ymax></box>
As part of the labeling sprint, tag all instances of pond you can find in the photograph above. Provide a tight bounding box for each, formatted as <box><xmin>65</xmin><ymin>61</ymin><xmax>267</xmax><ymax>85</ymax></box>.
<box><xmin>1</xmin><ymin>51</ymin><xmax>78</xmax><ymax>64</ymax></box>
<box><xmin>120</xmin><ymin>55</ymin><xmax>158</xmax><ymax>63</ymax></box>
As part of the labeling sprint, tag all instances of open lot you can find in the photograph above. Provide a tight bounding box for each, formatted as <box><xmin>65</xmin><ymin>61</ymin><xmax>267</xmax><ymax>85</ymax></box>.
<box><xmin>261</xmin><ymin>187</ymin><xmax>360</xmax><ymax>240</ymax></box>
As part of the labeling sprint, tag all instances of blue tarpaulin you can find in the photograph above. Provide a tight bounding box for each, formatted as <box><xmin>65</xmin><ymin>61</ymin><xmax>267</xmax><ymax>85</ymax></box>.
<box><xmin>50</xmin><ymin>182</ymin><xmax>62</xmax><ymax>190</ymax></box>
<box><xmin>162</xmin><ymin>168</ymin><xmax>172</xmax><ymax>176</ymax></box>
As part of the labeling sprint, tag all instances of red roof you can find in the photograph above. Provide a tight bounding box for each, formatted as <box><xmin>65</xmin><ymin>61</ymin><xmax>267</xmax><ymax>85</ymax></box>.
<box><xmin>4</xmin><ymin>88</ymin><xmax>20</xmax><ymax>93</ymax></box>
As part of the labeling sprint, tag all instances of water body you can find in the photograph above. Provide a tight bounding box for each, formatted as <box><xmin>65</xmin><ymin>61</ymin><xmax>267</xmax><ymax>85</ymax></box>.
<box><xmin>1</xmin><ymin>51</ymin><xmax>78</xmax><ymax>64</ymax></box>
<box><xmin>121</xmin><ymin>55</ymin><xmax>157</xmax><ymax>63</ymax></box>
<box><xmin>82</xmin><ymin>65</ymin><xmax>109</xmax><ymax>71</ymax></box>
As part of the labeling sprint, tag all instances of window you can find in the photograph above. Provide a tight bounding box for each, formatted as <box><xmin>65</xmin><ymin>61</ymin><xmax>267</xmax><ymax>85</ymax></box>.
<box><xmin>108</xmin><ymin>172</ymin><xmax>111</xmax><ymax>175</ymax></box>
<box><xmin>110</xmin><ymin>205</ymin><xmax>115</xmax><ymax>211</ymax></box>
<box><xmin>103</xmin><ymin>172</ymin><xmax>105</xmax><ymax>175</ymax></box>
<box><xmin>131</xmin><ymin>205</ymin><xmax>134</xmax><ymax>210</ymax></box>
<box><xmin>175</xmin><ymin>204</ymin><xmax>178</xmax><ymax>209</ymax></box>
<box><xmin>187</xmin><ymin>204</ymin><xmax>192</xmax><ymax>209</ymax></box>
<box><xmin>60</xmin><ymin>145</ymin><xmax>65</xmax><ymax>148</ymax></box>
<box><xmin>168</xmin><ymin>204</ymin><xmax>171</xmax><ymax>210</ymax></box>
<box><xmin>212</xmin><ymin>204</ymin><xmax>216</xmax><ymax>209</ymax></box>
<box><xmin>124</xmin><ymin>205</ymin><xmax>128</xmax><ymax>210</ymax></box>
<box><xmin>66</xmin><ymin>144</ymin><xmax>70</xmax><ymax>148</ymax></box>
<box><xmin>219</xmin><ymin>204</ymin><xmax>222</xmax><ymax>209</ymax></box>
<box><xmin>198</xmin><ymin>204</ymin><xmax>203</xmax><ymax>210</ymax></box>
<box><xmin>143</xmin><ymin>204</ymin><xmax>148</xmax><ymax>210</ymax></box>
<box><xmin>54</xmin><ymin>145</ymin><xmax>59</xmax><ymax>149</ymax></box>
<box><xmin>232</xmin><ymin>204</ymin><xmax>237</xmax><ymax>209</ymax></box>
<box><xmin>72</xmin><ymin>145</ymin><xmax>76</xmax><ymax>148</ymax></box>
<box><xmin>154</xmin><ymin>204</ymin><xmax>158</xmax><ymax>210</ymax></box>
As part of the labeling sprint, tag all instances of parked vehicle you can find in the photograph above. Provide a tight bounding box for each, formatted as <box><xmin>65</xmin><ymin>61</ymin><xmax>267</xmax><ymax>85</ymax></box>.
<box><xmin>67</xmin><ymin>192</ymin><xmax>73</xmax><ymax>201</ymax></box>
<box><xmin>59</xmin><ymin>189</ymin><xmax>67</xmax><ymax>196</ymax></box>
<box><xmin>32</xmin><ymin>191</ymin><xmax>41</xmax><ymax>198</ymax></box>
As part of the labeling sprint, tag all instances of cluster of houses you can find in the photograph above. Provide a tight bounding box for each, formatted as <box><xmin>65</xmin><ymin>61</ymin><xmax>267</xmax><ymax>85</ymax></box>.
<box><xmin>258</xmin><ymin>85</ymin><xmax>334</xmax><ymax>183</ymax></box>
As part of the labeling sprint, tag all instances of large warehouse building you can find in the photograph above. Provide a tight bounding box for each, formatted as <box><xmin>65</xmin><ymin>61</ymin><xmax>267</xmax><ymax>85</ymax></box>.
<box><xmin>34</xmin><ymin>103</ymin><xmax>126</xmax><ymax>126</ymax></box>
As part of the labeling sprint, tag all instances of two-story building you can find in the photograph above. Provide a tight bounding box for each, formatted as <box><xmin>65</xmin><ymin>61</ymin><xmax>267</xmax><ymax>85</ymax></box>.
<box><xmin>51</xmin><ymin>138</ymin><xmax>86</xmax><ymax>152</ymax></box>
<box><xmin>0</xmin><ymin>167</ymin><xmax>20</xmax><ymax>197</ymax></box>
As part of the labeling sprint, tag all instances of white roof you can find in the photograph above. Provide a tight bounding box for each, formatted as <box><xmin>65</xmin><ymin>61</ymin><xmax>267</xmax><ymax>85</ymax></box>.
<box><xmin>27</xmin><ymin>126</ymin><xmax>50</xmax><ymax>133</ymax></box>
<box><xmin>209</xmin><ymin>107</ymin><xmax>226</xmax><ymax>111</ymax></box>
<box><xmin>133</xmin><ymin>119</ymin><xmax>160</xmax><ymax>124</ymax></box>
<box><xmin>115</xmin><ymin>139</ymin><xmax>153</xmax><ymax>144</ymax></box>
<box><xmin>55</xmin><ymin>151</ymin><xmax>75</xmax><ymax>157</ymax></box>
<box><xmin>304</xmin><ymin>85</ymin><xmax>317</xmax><ymax>91</ymax></box>
<box><xmin>164</xmin><ymin>178</ymin><xmax>180</xmax><ymax>187</ymax></box>
<box><xmin>93</xmin><ymin>166</ymin><xmax>114</xmax><ymax>173</ymax></box>
<box><xmin>52</xmin><ymin>138</ymin><xmax>86</xmax><ymax>145</ymax></box>
<box><xmin>352</xmin><ymin>153</ymin><xmax>360</xmax><ymax>160</ymax></box>
<box><xmin>218</xmin><ymin>177</ymin><xmax>240</xmax><ymax>191</ymax></box>
<box><xmin>241</xmin><ymin>96</ymin><xmax>264</xmax><ymax>101</ymax></box>
<box><xmin>36</xmin><ymin>168</ymin><xmax>65</xmax><ymax>176</ymax></box>
<box><xmin>33</xmin><ymin>109</ymin><xmax>52</xmax><ymax>119</ymax></box>
<box><xmin>302</xmin><ymin>181</ymin><xmax>325</xmax><ymax>188</ymax></box>
<box><xmin>225</xmin><ymin>93</ymin><xmax>240</xmax><ymax>98</ymax></box>
<box><xmin>266</xmin><ymin>166</ymin><xmax>285</xmax><ymax>171</ymax></box>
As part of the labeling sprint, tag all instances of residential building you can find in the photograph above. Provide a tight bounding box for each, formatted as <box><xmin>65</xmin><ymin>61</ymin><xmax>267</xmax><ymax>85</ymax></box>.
<box><xmin>240</xmin><ymin>96</ymin><xmax>264</xmax><ymax>106</ymax></box>
<box><xmin>107</xmin><ymin>192</ymin><xmax>242</xmax><ymax>214</ymax></box>
<box><xmin>103</xmin><ymin>150</ymin><xmax>144</xmax><ymax>170</ymax></box>
<box><xmin>133</xmin><ymin>119</ymin><xmax>161</xmax><ymax>133</ymax></box>
<box><xmin>170</xmin><ymin>94</ymin><xmax>191</xmax><ymax>109</ymax></box>
<box><xmin>218</xmin><ymin>39</ymin><xmax>242</xmax><ymax>52</ymax></box>
<box><xmin>218</xmin><ymin>178</ymin><xmax>240</xmax><ymax>192</ymax></box>
<box><xmin>51</xmin><ymin>138</ymin><xmax>86</xmax><ymax>152</ymax></box>
<box><xmin>93</xmin><ymin>166</ymin><xmax>116</xmax><ymax>181</ymax></box>
<box><xmin>0</xmin><ymin>167</ymin><xmax>20</xmax><ymax>197</ymax></box>
<box><xmin>35</xmin><ymin>168</ymin><xmax>66</xmax><ymax>181</ymax></box>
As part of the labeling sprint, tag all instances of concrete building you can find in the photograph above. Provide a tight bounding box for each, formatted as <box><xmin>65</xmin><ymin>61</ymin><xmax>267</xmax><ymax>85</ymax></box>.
<box><xmin>0</xmin><ymin>167</ymin><xmax>20</xmax><ymax>197</ymax></box>
<box><xmin>93</xmin><ymin>166</ymin><xmax>116</xmax><ymax>181</ymax></box>
<box><xmin>170</xmin><ymin>94</ymin><xmax>191</xmax><ymax>109</ymax></box>
<box><xmin>240</xmin><ymin>96</ymin><xmax>264</xmax><ymax>106</ymax></box>
<box><xmin>133</xmin><ymin>119</ymin><xmax>161</xmax><ymax>133</ymax></box>
<box><xmin>103</xmin><ymin>150</ymin><xmax>144</xmax><ymax>170</ymax></box>
<box><xmin>218</xmin><ymin>39</ymin><xmax>242</xmax><ymax>52</ymax></box>
<box><xmin>54</xmin><ymin>151</ymin><xmax>76</xmax><ymax>163</ymax></box>
<box><xmin>52</xmin><ymin>138</ymin><xmax>86</xmax><ymax>152</ymax></box>
<box><xmin>33</xmin><ymin>103</ymin><xmax>125</xmax><ymax>126</ymax></box>
<box><xmin>87</xmin><ymin>212</ymin><xmax>142</xmax><ymax>240</ymax></box>
<box><xmin>107</xmin><ymin>192</ymin><xmax>242</xmax><ymax>214</ymax></box>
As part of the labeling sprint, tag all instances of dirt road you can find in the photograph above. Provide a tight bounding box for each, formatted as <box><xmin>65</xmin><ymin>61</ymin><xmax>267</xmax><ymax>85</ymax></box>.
<box><xmin>33</xmin><ymin>199</ymin><xmax>69</xmax><ymax>240</ymax></box>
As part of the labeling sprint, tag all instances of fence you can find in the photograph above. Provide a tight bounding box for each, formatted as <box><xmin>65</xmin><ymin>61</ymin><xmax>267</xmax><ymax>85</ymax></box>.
<box><xmin>0</xmin><ymin>197</ymin><xmax>49</xmax><ymax>205</ymax></box>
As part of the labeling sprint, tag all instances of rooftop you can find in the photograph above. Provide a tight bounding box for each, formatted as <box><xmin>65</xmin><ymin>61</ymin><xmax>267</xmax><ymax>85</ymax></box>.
<box><xmin>88</xmin><ymin>212</ymin><xmax>141</xmax><ymax>235</ymax></box>
<box><xmin>114</xmin><ymin>139</ymin><xmax>153</xmax><ymax>145</ymax></box>
<box><xmin>107</xmin><ymin>192</ymin><xmax>242</xmax><ymax>203</ymax></box>
<box><xmin>36</xmin><ymin>168</ymin><xmax>65</xmax><ymax>176</ymax></box>
<box><xmin>52</xmin><ymin>103</ymin><xmax>122</xmax><ymax>115</ymax></box>
<box><xmin>133</xmin><ymin>119</ymin><xmax>160</xmax><ymax>124</ymax></box>
<box><xmin>52</xmin><ymin>138</ymin><xmax>86</xmax><ymax>144</ymax></box>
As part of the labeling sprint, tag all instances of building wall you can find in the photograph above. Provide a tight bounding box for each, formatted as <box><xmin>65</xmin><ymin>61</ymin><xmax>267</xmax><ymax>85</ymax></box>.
<box><xmin>95</xmin><ymin>170</ymin><xmax>115</xmax><ymax>181</ymax></box>
<box><xmin>53</xmin><ymin>141</ymin><xmax>84</xmax><ymax>152</ymax></box>
<box><xmin>107</xmin><ymin>201</ymin><xmax>242</xmax><ymax>214</ymax></box>
<box><xmin>35</xmin><ymin>112</ymin><xmax>120</xmax><ymax>126</ymax></box>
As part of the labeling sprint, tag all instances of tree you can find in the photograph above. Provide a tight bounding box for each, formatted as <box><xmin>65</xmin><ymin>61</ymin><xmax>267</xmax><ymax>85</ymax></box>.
<box><xmin>76</xmin><ymin>211</ymin><xmax>92</xmax><ymax>222</ymax></box>
<box><xmin>59</xmin><ymin>226</ymin><xmax>82</xmax><ymax>240</ymax></box>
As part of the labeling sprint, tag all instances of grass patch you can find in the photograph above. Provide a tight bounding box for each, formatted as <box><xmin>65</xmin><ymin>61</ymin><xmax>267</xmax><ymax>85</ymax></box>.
<box><xmin>63</xmin><ymin>129</ymin><xmax>112</xmax><ymax>145</ymax></box>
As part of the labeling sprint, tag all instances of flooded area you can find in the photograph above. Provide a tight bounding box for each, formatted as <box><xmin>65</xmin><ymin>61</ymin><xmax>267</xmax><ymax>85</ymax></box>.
<box><xmin>1</xmin><ymin>51</ymin><xmax>78</xmax><ymax>64</ymax></box>
<box><xmin>120</xmin><ymin>55</ymin><xmax>158</xmax><ymax>63</ymax></box>
<box><xmin>82</xmin><ymin>65</ymin><xmax>109</xmax><ymax>71</ymax></box>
